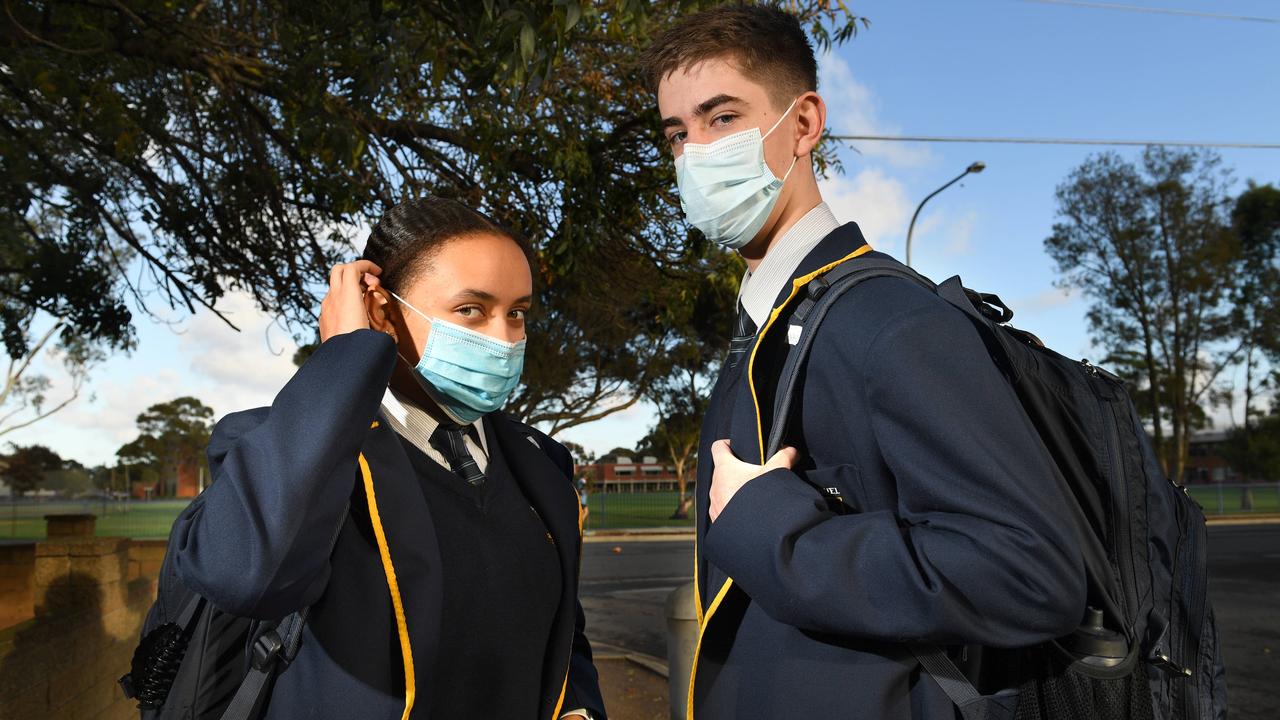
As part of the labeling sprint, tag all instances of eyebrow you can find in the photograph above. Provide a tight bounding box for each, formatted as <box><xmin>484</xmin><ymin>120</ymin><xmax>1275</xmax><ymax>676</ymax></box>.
<box><xmin>451</xmin><ymin>289</ymin><xmax>533</xmax><ymax>305</ymax></box>
<box><xmin>660</xmin><ymin>94</ymin><xmax>745</xmax><ymax>129</ymax></box>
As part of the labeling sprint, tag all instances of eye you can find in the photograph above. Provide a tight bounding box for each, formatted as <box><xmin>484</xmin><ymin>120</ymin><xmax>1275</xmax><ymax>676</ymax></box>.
<box><xmin>456</xmin><ymin>305</ymin><xmax>482</xmax><ymax>318</ymax></box>
<box><xmin>711</xmin><ymin>113</ymin><xmax>738</xmax><ymax>128</ymax></box>
<box><xmin>509</xmin><ymin>308</ymin><xmax>528</xmax><ymax>321</ymax></box>
<box><xmin>666</xmin><ymin>130</ymin><xmax>687</xmax><ymax>148</ymax></box>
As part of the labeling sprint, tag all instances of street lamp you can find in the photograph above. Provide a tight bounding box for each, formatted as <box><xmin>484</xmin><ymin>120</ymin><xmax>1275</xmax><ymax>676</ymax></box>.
<box><xmin>905</xmin><ymin>161</ymin><xmax>986</xmax><ymax>268</ymax></box>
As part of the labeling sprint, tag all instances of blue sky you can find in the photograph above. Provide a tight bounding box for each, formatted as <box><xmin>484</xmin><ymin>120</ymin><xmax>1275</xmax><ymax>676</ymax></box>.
<box><xmin>9</xmin><ymin>0</ymin><xmax>1280</xmax><ymax>466</ymax></box>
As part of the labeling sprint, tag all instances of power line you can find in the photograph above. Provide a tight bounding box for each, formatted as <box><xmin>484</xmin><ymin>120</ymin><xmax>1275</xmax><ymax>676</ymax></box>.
<box><xmin>1021</xmin><ymin>0</ymin><xmax>1280</xmax><ymax>24</ymax></box>
<box><xmin>830</xmin><ymin>134</ymin><xmax>1280</xmax><ymax>150</ymax></box>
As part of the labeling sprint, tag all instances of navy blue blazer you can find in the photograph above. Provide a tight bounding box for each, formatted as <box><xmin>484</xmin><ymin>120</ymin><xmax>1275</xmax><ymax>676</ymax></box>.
<box><xmin>168</xmin><ymin>329</ymin><xmax>605</xmax><ymax>720</ymax></box>
<box><xmin>688</xmin><ymin>224</ymin><xmax>1086</xmax><ymax>719</ymax></box>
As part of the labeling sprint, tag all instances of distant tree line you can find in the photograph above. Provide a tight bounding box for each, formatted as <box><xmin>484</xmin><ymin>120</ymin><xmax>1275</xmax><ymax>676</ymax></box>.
<box><xmin>0</xmin><ymin>395</ymin><xmax>212</xmax><ymax>498</ymax></box>
<box><xmin>1047</xmin><ymin>147</ymin><xmax>1280</xmax><ymax>484</ymax></box>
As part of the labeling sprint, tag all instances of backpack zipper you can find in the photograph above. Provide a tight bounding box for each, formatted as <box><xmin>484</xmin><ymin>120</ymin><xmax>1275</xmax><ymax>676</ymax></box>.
<box><xmin>1174</xmin><ymin>496</ymin><xmax>1209</xmax><ymax>720</ymax></box>
<box><xmin>1083</xmin><ymin>361</ymin><xmax>1139</xmax><ymax>633</ymax></box>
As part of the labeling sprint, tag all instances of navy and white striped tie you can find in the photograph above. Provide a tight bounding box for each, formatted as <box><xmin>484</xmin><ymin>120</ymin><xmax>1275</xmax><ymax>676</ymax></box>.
<box><xmin>726</xmin><ymin>302</ymin><xmax>758</xmax><ymax>370</ymax></box>
<box><xmin>429</xmin><ymin>423</ymin><xmax>486</xmax><ymax>487</ymax></box>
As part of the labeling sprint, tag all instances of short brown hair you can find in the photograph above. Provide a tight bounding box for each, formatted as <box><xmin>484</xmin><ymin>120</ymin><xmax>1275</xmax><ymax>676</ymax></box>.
<box><xmin>639</xmin><ymin>4</ymin><xmax>817</xmax><ymax>108</ymax></box>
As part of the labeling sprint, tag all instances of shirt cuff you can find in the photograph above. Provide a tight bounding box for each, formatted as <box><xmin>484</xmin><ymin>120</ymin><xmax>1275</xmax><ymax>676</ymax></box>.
<box><xmin>559</xmin><ymin>709</ymin><xmax>592</xmax><ymax>720</ymax></box>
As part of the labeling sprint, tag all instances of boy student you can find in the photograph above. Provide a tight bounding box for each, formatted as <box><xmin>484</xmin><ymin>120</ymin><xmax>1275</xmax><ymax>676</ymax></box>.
<box><xmin>640</xmin><ymin>5</ymin><xmax>1086</xmax><ymax>718</ymax></box>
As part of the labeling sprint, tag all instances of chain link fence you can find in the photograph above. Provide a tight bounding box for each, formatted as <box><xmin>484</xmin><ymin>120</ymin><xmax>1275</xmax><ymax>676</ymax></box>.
<box><xmin>2</xmin><ymin>484</ymin><xmax>1270</xmax><ymax>541</ymax></box>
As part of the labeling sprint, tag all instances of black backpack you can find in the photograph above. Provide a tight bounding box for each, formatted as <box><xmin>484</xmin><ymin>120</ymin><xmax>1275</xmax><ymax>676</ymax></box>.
<box><xmin>118</xmin><ymin>502</ymin><xmax>347</xmax><ymax>720</ymax></box>
<box><xmin>766</xmin><ymin>258</ymin><xmax>1227</xmax><ymax>720</ymax></box>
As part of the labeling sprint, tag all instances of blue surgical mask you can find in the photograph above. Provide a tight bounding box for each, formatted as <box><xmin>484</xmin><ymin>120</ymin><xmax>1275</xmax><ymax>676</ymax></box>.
<box><xmin>675</xmin><ymin>98</ymin><xmax>800</xmax><ymax>249</ymax></box>
<box><xmin>389</xmin><ymin>292</ymin><xmax>526</xmax><ymax>424</ymax></box>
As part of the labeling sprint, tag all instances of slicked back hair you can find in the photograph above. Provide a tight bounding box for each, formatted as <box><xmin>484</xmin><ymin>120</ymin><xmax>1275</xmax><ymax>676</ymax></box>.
<box><xmin>360</xmin><ymin>197</ymin><xmax>532</xmax><ymax>296</ymax></box>
<box><xmin>639</xmin><ymin>4</ymin><xmax>817</xmax><ymax>109</ymax></box>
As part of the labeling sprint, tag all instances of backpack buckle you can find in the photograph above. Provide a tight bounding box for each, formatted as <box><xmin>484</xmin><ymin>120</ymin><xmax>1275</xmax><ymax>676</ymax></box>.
<box><xmin>252</xmin><ymin>629</ymin><xmax>284</xmax><ymax>672</ymax></box>
<box><xmin>806</xmin><ymin>275</ymin><xmax>831</xmax><ymax>301</ymax></box>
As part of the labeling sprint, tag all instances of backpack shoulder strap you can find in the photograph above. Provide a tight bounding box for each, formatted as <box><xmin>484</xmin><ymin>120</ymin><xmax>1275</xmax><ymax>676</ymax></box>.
<box><xmin>765</xmin><ymin>257</ymin><xmax>934</xmax><ymax>457</ymax></box>
<box><xmin>218</xmin><ymin>501</ymin><xmax>350</xmax><ymax>720</ymax></box>
<box><xmin>764</xmin><ymin>259</ymin><xmax>994</xmax><ymax>718</ymax></box>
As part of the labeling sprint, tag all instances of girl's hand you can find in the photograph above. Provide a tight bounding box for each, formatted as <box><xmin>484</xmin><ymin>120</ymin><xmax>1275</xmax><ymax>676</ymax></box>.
<box><xmin>319</xmin><ymin>260</ymin><xmax>382</xmax><ymax>342</ymax></box>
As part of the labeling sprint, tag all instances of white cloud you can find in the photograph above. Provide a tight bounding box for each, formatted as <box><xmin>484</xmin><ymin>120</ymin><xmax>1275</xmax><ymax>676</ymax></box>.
<box><xmin>1014</xmin><ymin>286</ymin><xmax>1080</xmax><ymax>315</ymax></box>
<box><xmin>55</xmin><ymin>369</ymin><xmax>186</xmax><ymax>448</ymax></box>
<box><xmin>819</xmin><ymin>168</ymin><xmax>913</xmax><ymax>254</ymax></box>
<box><xmin>819</xmin><ymin>52</ymin><xmax>932</xmax><ymax>168</ymax></box>
<box><xmin>942</xmin><ymin>211</ymin><xmax>978</xmax><ymax>256</ymax></box>
<box><xmin>3</xmin><ymin>291</ymin><xmax>305</xmax><ymax>466</ymax></box>
<box><xmin>176</xmin><ymin>291</ymin><xmax>301</xmax><ymax>420</ymax></box>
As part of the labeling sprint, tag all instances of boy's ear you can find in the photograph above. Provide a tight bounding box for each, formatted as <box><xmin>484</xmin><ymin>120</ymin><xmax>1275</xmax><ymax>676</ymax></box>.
<box><xmin>364</xmin><ymin>287</ymin><xmax>398</xmax><ymax>341</ymax></box>
<box><xmin>793</xmin><ymin>91</ymin><xmax>827</xmax><ymax>158</ymax></box>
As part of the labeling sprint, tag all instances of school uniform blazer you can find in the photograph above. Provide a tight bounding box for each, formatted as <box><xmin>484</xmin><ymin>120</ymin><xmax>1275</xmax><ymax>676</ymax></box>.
<box><xmin>169</xmin><ymin>329</ymin><xmax>606</xmax><ymax>720</ymax></box>
<box><xmin>687</xmin><ymin>223</ymin><xmax>1087</xmax><ymax>719</ymax></box>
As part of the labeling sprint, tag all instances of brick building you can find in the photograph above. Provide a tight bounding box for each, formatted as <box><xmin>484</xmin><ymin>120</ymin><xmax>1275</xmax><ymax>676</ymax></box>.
<box><xmin>1185</xmin><ymin>430</ymin><xmax>1245</xmax><ymax>484</ymax></box>
<box><xmin>577</xmin><ymin>455</ymin><xmax>684</xmax><ymax>493</ymax></box>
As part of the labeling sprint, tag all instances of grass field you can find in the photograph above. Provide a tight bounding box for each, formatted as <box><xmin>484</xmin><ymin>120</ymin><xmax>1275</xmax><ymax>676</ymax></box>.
<box><xmin>0</xmin><ymin>485</ymin><xmax>1272</xmax><ymax>541</ymax></box>
<box><xmin>584</xmin><ymin>491</ymin><xmax>696</xmax><ymax>531</ymax></box>
<box><xmin>1187</xmin><ymin>484</ymin><xmax>1280</xmax><ymax>515</ymax></box>
<box><xmin>0</xmin><ymin>499</ymin><xmax>190</xmax><ymax>541</ymax></box>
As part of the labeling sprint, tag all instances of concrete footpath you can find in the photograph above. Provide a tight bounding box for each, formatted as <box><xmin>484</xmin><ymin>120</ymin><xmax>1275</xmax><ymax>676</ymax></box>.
<box><xmin>589</xmin><ymin>643</ymin><xmax>670</xmax><ymax>720</ymax></box>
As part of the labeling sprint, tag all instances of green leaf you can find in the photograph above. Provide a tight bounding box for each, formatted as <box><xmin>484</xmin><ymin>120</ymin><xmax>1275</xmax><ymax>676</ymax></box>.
<box><xmin>520</xmin><ymin>23</ymin><xmax>536</xmax><ymax>63</ymax></box>
<box><xmin>565</xmin><ymin>1</ymin><xmax>582</xmax><ymax>31</ymax></box>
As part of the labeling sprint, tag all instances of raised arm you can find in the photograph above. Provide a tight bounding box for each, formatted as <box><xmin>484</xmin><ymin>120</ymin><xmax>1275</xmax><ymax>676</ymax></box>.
<box><xmin>170</xmin><ymin>329</ymin><xmax>397</xmax><ymax>619</ymax></box>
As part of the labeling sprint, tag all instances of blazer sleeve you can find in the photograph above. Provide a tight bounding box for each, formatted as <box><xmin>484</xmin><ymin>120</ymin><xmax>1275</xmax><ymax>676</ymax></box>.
<box><xmin>702</xmin><ymin>302</ymin><xmax>1086</xmax><ymax>648</ymax></box>
<box><xmin>562</xmin><ymin>599</ymin><xmax>608</xmax><ymax>719</ymax></box>
<box><xmin>170</xmin><ymin>329</ymin><xmax>397</xmax><ymax>619</ymax></box>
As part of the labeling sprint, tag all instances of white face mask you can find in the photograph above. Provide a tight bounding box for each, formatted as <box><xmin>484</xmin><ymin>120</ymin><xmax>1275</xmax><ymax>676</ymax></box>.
<box><xmin>674</xmin><ymin>98</ymin><xmax>800</xmax><ymax>250</ymax></box>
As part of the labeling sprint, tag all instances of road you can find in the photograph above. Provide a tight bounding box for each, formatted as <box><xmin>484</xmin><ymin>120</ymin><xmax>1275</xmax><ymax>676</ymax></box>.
<box><xmin>1203</xmin><ymin>524</ymin><xmax>1280</xmax><ymax>720</ymax></box>
<box><xmin>579</xmin><ymin>524</ymin><xmax>1280</xmax><ymax>718</ymax></box>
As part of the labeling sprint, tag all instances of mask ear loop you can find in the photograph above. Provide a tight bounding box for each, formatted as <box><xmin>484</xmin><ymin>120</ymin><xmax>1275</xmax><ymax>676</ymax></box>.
<box><xmin>761</xmin><ymin>97</ymin><xmax>800</xmax><ymax>140</ymax></box>
<box><xmin>763</xmin><ymin>98</ymin><xmax>803</xmax><ymax>184</ymax></box>
<box><xmin>387</xmin><ymin>290</ymin><xmax>432</xmax><ymax>371</ymax></box>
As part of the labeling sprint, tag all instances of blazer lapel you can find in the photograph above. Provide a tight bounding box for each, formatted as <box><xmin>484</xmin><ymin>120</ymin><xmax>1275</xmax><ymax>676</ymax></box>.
<box><xmin>358</xmin><ymin>419</ymin><xmax>444</xmax><ymax>719</ymax></box>
<box><xmin>485</xmin><ymin>414</ymin><xmax>582</xmax><ymax>720</ymax></box>
<box><xmin>697</xmin><ymin>223</ymin><xmax>873</xmax><ymax>616</ymax></box>
<box><xmin>767</xmin><ymin>222</ymin><xmax>872</xmax><ymax>311</ymax></box>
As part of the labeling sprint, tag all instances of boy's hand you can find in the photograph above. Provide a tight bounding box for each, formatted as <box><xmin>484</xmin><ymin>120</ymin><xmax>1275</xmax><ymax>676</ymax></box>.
<box><xmin>319</xmin><ymin>260</ymin><xmax>382</xmax><ymax>342</ymax></box>
<box><xmin>709</xmin><ymin>440</ymin><xmax>798</xmax><ymax>522</ymax></box>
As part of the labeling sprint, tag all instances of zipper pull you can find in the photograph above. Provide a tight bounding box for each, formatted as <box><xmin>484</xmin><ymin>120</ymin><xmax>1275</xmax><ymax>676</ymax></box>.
<box><xmin>1080</xmin><ymin>359</ymin><xmax>1123</xmax><ymax>384</ymax></box>
<box><xmin>1151</xmin><ymin>651</ymin><xmax>1193</xmax><ymax>677</ymax></box>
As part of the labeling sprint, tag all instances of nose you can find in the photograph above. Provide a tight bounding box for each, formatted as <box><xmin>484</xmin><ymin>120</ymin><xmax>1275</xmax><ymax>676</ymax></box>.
<box><xmin>483</xmin><ymin>316</ymin><xmax>524</xmax><ymax>345</ymax></box>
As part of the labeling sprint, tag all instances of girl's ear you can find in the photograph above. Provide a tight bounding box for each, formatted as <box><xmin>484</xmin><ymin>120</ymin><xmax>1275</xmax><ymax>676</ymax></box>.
<box><xmin>365</xmin><ymin>286</ymin><xmax>398</xmax><ymax>342</ymax></box>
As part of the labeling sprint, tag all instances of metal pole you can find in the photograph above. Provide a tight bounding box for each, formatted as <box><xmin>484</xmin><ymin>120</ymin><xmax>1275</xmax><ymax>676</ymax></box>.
<box><xmin>905</xmin><ymin>161</ymin><xmax>986</xmax><ymax>268</ymax></box>
<box><xmin>666</xmin><ymin>582</ymin><xmax>699</xmax><ymax>720</ymax></box>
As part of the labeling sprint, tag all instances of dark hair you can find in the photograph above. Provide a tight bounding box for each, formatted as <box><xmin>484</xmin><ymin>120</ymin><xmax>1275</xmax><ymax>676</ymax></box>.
<box><xmin>639</xmin><ymin>4</ymin><xmax>817</xmax><ymax>108</ymax></box>
<box><xmin>361</xmin><ymin>197</ymin><xmax>531</xmax><ymax>294</ymax></box>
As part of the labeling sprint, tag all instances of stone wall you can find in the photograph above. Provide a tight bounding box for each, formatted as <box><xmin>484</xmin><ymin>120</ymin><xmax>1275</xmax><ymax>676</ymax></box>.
<box><xmin>0</xmin><ymin>516</ymin><xmax>163</xmax><ymax>720</ymax></box>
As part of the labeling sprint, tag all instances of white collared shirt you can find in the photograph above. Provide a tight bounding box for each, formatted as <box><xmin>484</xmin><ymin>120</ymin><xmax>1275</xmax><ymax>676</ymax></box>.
<box><xmin>379</xmin><ymin>387</ymin><xmax>489</xmax><ymax>472</ymax></box>
<box><xmin>738</xmin><ymin>202</ymin><xmax>841</xmax><ymax>329</ymax></box>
